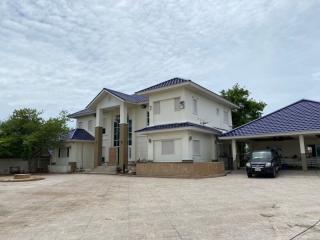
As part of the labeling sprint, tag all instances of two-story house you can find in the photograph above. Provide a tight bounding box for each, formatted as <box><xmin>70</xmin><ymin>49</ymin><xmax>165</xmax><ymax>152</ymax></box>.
<box><xmin>50</xmin><ymin>78</ymin><xmax>237</xmax><ymax>174</ymax></box>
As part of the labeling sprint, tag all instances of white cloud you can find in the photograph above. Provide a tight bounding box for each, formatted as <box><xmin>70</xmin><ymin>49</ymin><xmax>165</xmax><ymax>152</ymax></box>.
<box><xmin>0</xmin><ymin>0</ymin><xmax>319</xmax><ymax>120</ymax></box>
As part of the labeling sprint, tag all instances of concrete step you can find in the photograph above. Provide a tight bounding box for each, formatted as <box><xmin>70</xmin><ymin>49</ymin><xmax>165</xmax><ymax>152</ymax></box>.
<box><xmin>85</xmin><ymin>165</ymin><xmax>118</xmax><ymax>175</ymax></box>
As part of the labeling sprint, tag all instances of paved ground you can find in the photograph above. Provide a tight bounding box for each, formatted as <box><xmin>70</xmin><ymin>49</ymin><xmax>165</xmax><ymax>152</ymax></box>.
<box><xmin>1</xmin><ymin>171</ymin><xmax>320</xmax><ymax>240</ymax></box>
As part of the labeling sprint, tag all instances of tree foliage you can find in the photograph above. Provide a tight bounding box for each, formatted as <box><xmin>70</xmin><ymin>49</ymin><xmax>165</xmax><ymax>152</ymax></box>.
<box><xmin>221</xmin><ymin>84</ymin><xmax>267</xmax><ymax>127</ymax></box>
<box><xmin>0</xmin><ymin>109</ymin><xmax>69</xmax><ymax>159</ymax></box>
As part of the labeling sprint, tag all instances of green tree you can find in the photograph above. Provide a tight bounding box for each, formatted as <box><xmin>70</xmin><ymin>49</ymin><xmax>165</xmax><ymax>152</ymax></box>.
<box><xmin>0</xmin><ymin>109</ymin><xmax>69</xmax><ymax>159</ymax></box>
<box><xmin>221</xmin><ymin>84</ymin><xmax>267</xmax><ymax>127</ymax></box>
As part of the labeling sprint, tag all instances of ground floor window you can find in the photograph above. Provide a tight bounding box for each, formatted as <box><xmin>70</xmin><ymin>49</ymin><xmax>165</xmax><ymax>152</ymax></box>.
<box><xmin>58</xmin><ymin>147</ymin><xmax>70</xmax><ymax>158</ymax></box>
<box><xmin>161</xmin><ymin>140</ymin><xmax>175</xmax><ymax>155</ymax></box>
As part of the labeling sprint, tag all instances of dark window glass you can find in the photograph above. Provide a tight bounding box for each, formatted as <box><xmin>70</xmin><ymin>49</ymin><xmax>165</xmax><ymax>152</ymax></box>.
<box><xmin>250</xmin><ymin>151</ymin><xmax>272</xmax><ymax>162</ymax></box>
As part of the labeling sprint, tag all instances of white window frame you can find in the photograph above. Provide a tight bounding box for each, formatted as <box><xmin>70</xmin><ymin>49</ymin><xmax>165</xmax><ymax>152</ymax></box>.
<box><xmin>88</xmin><ymin>120</ymin><xmax>93</xmax><ymax>132</ymax></box>
<box><xmin>174</xmin><ymin>97</ymin><xmax>181</xmax><ymax>111</ymax></box>
<box><xmin>223</xmin><ymin>110</ymin><xmax>229</xmax><ymax>124</ymax></box>
<box><xmin>193</xmin><ymin>140</ymin><xmax>200</xmax><ymax>156</ymax></box>
<box><xmin>161</xmin><ymin>140</ymin><xmax>175</xmax><ymax>155</ymax></box>
<box><xmin>146</xmin><ymin>111</ymin><xmax>150</xmax><ymax>126</ymax></box>
<box><xmin>192</xmin><ymin>98</ymin><xmax>198</xmax><ymax>115</ymax></box>
<box><xmin>154</xmin><ymin>101</ymin><xmax>160</xmax><ymax>115</ymax></box>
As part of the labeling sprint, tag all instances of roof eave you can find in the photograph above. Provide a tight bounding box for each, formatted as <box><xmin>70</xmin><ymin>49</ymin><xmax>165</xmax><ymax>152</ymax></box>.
<box><xmin>136</xmin><ymin>126</ymin><xmax>221</xmax><ymax>135</ymax></box>
<box><xmin>219</xmin><ymin>130</ymin><xmax>320</xmax><ymax>140</ymax></box>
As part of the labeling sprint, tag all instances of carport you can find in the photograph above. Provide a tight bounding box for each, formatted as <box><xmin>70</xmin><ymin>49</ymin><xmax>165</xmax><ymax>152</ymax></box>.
<box><xmin>219</xmin><ymin>99</ymin><xmax>320</xmax><ymax>171</ymax></box>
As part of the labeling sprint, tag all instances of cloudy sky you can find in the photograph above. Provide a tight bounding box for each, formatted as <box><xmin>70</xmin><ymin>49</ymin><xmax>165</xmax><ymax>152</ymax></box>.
<box><xmin>0</xmin><ymin>0</ymin><xmax>320</xmax><ymax>122</ymax></box>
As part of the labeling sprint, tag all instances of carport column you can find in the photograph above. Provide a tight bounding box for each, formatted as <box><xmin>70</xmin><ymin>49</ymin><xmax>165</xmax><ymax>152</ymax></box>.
<box><xmin>119</xmin><ymin>102</ymin><xmax>128</xmax><ymax>173</ymax></box>
<box><xmin>231</xmin><ymin>139</ymin><xmax>237</xmax><ymax>170</ymax></box>
<box><xmin>94</xmin><ymin>108</ymin><xmax>103</xmax><ymax>167</ymax></box>
<box><xmin>299</xmin><ymin>135</ymin><xmax>308</xmax><ymax>171</ymax></box>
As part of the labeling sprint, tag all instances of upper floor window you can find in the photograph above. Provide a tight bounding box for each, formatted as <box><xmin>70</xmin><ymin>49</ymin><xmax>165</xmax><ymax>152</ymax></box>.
<box><xmin>78</xmin><ymin>121</ymin><xmax>83</xmax><ymax>129</ymax></box>
<box><xmin>174</xmin><ymin>97</ymin><xmax>181</xmax><ymax>111</ymax></box>
<box><xmin>192</xmin><ymin>98</ymin><xmax>198</xmax><ymax>115</ymax></box>
<box><xmin>88</xmin><ymin>120</ymin><xmax>93</xmax><ymax>132</ymax></box>
<box><xmin>146</xmin><ymin>111</ymin><xmax>150</xmax><ymax>126</ymax></box>
<box><xmin>223</xmin><ymin>110</ymin><xmax>229</xmax><ymax>124</ymax></box>
<box><xmin>154</xmin><ymin>101</ymin><xmax>160</xmax><ymax>115</ymax></box>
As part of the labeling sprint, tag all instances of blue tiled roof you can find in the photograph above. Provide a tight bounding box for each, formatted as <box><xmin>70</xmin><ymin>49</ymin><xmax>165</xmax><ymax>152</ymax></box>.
<box><xmin>105</xmin><ymin>88</ymin><xmax>148</xmax><ymax>103</ymax></box>
<box><xmin>61</xmin><ymin>129</ymin><xmax>95</xmax><ymax>141</ymax></box>
<box><xmin>136</xmin><ymin>78</ymin><xmax>190</xmax><ymax>93</ymax></box>
<box><xmin>68</xmin><ymin>109</ymin><xmax>95</xmax><ymax>118</ymax></box>
<box><xmin>136</xmin><ymin>122</ymin><xmax>222</xmax><ymax>134</ymax></box>
<box><xmin>221</xmin><ymin>99</ymin><xmax>320</xmax><ymax>138</ymax></box>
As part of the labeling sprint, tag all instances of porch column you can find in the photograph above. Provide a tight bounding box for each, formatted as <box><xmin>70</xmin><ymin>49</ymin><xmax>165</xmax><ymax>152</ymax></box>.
<box><xmin>231</xmin><ymin>139</ymin><xmax>237</xmax><ymax>170</ymax></box>
<box><xmin>94</xmin><ymin>108</ymin><xmax>103</xmax><ymax>167</ymax></box>
<box><xmin>299</xmin><ymin>135</ymin><xmax>308</xmax><ymax>171</ymax></box>
<box><xmin>119</xmin><ymin>102</ymin><xmax>128</xmax><ymax>173</ymax></box>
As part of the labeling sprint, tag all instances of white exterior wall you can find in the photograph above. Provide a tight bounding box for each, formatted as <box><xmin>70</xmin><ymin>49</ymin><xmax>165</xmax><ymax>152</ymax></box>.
<box><xmin>148</xmin><ymin>88</ymin><xmax>187</xmax><ymax>126</ymax></box>
<box><xmin>76</xmin><ymin>115</ymin><xmax>96</xmax><ymax>136</ymax></box>
<box><xmin>188</xmin><ymin>131</ymin><xmax>217</xmax><ymax>162</ymax></box>
<box><xmin>147</xmin><ymin>130</ymin><xmax>189</xmax><ymax>162</ymax></box>
<box><xmin>147</xmin><ymin>87</ymin><xmax>233</xmax><ymax>130</ymax></box>
<box><xmin>184</xmin><ymin>89</ymin><xmax>233</xmax><ymax>130</ymax></box>
<box><xmin>51</xmin><ymin>141</ymin><xmax>95</xmax><ymax>172</ymax></box>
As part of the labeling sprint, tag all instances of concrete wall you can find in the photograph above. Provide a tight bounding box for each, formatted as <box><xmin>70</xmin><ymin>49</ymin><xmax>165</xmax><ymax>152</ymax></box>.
<box><xmin>136</xmin><ymin>162</ymin><xmax>225</xmax><ymax>178</ymax></box>
<box><xmin>0</xmin><ymin>159</ymin><xmax>29</xmax><ymax>174</ymax></box>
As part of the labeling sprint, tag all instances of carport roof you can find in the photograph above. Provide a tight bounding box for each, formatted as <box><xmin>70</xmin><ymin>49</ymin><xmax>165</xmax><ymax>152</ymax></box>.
<box><xmin>220</xmin><ymin>99</ymin><xmax>320</xmax><ymax>139</ymax></box>
<box><xmin>61</xmin><ymin>129</ymin><xmax>95</xmax><ymax>141</ymax></box>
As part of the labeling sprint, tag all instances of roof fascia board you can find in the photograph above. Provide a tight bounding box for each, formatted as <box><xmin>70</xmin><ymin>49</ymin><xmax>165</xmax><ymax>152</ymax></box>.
<box><xmin>135</xmin><ymin>82</ymin><xmax>190</xmax><ymax>95</ymax></box>
<box><xmin>219</xmin><ymin>130</ymin><xmax>320</xmax><ymax>140</ymax></box>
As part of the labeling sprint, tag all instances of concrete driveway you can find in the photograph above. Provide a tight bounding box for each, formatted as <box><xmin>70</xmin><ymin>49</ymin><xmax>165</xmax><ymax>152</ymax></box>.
<box><xmin>1</xmin><ymin>171</ymin><xmax>320</xmax><ymax>240</ymax></box>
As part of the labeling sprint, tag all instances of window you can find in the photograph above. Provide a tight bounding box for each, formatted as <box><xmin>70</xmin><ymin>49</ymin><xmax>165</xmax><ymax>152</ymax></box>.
<box><xmin>146</xmin><ymin>111</ymin><xmax>150</xmax><ymax>126</ymax></box>
<box><xmin>216</xmin><ymin>108</ymin><xmax>220</xmax><ymax>115</ymax></box>
<box><xmin>67</xmin><ymin>147</ymin><xmax>70</xmax><ymax>158</ymax></box>
<box><xmin>58</xmin><ymin>147</ymin><xmax>70</xmax><ymax>158</ymax></box>
<box><xmin>113</xmin><ymin>115</ymin><xmax>120</xmax><ymax>147</ymax></box>
<box><xmin>88</xmin><ymin>120</ymin><xmax>93</xmax><ymax>132</ymax></box>
<box><xmin>174</xmin><ymin>97</ymin><xmax>181</xmax><ymax>111</ymax></box>
<box><xmin>223</xmin><ymin>110</ymin><xmax>229</xmax><ymax>124</ymax></box>
<box><xmin>78</xmin><ymin>121</ymin><xmax>83</xmax><ymax>129</ymax></box>
<box><xmin>113</xmin><ymin>115</ymin><xmax>132</xmax><ymax>147</ymax></box>
<box><xmin>193</xmin><ymin>140</ymin><xmax>200</xmax><ymax>156</ymax></box>
<box><xmin>192</xmin><ymin>98</ymin><xmax>198</xmax><ymax>115</ymax></box>
<box><xmin>161</xmin><ymin>140</ymin><xmax>175</xmax><ymax>155</ymax></box>
<box><xmin>128</xmin><ymin>119</ymin><xmax>132</xmax><ymax>146</ymax></box>
<box><xmin>154</xmin><ymin>101</ymin><xmax>160</xmax><ymax>114</ymax></box>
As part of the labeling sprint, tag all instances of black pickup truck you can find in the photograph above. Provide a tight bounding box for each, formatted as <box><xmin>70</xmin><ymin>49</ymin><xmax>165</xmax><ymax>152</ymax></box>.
<box><xmin>246</xmin><ymin>150</ymin><xmax>281</xmax><ymax>178</ymax></box>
